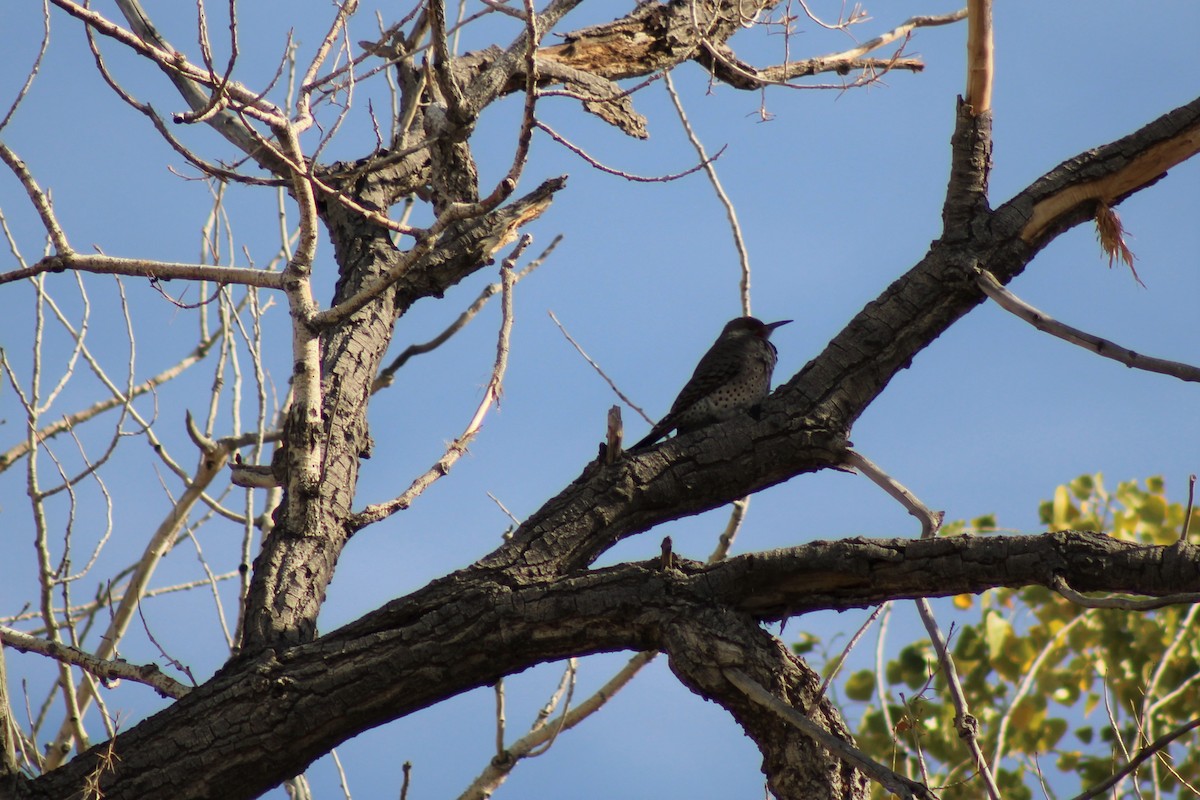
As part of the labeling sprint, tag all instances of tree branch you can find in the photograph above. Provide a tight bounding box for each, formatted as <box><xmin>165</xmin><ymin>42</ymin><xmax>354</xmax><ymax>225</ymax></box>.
<box><xmin>1011</xmin><ymin>95</ymin><xmax>1200</xmax><ymax>249</ymax></box>
<box><xmin>975</xmin><ymin>267</ymin><xmax>1200</xmax><ymax>382</ymax></box>
<box><xmin>0</xmin><ymin>254</ymin><xmax>284</xmax><ymax>290</ymax></box>
<box><xmin>725</xmin><ymin>668</ymin><xmax>931</xmax><ymax>800</ymax></box>
<box><xmin>0</xmin><ymin>626</ymin><xmax>189</xmax><ymax>699</ymax></box>
<box><xmin>24</xmin><ymin>530</ymin><xmax>1191</xmax><ymax>799</ymax></box>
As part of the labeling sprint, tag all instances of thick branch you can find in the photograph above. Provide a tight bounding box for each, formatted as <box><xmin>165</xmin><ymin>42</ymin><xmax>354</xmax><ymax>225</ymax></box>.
<box><xmin>311</xmin><ymin>176</ymin><xmax>565</xmax><ymax>330</ymax></box>
<box><xmin>1008</xmin><ymin>95</ymin><xmax>1200</xmax><ymax>250</ymax></box>
<box><xmin>537</xmin><ymin>1</ymin><xmax>775</xmax><ymax>82</ymax></box>
<box><xmin>23</xmin><ymin>531</ymin><xmax>1197</xmax><ymax>800</ymax></box>
<box><xmin>469</xmin><ymin>96</ymin><xmax>1200</xmax><ymax>581</ymax></box>
<box><xmin>782</xmin><ymin>94</ymin><xmax>1200</xmax><ymax>437</ymax></box>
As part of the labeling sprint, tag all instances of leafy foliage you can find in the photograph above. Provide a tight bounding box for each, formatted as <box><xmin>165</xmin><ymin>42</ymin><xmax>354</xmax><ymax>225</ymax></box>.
<box><xmin>815</xmin><ymin>475</ymin><xmax>1200</xmax><ymax>799</ymax></box>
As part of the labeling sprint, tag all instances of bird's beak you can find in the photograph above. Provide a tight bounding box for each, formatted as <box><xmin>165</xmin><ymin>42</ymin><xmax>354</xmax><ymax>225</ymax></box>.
<box><xmin>766</xmin><ymin>320</ymin><xmax>792</xmax><ymax>331</ymax></box>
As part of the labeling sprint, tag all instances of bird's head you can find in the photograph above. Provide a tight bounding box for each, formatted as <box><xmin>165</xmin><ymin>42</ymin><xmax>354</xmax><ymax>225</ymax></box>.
<box><xmin>723</xmin><ymin>316</ymin><xmax>792</xmax><ymax>339</ymax></box>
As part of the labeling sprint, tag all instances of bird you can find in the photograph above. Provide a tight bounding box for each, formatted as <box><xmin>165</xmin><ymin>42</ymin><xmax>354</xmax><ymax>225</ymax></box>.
<box><xmin>630</xmin><ymin>316</ymin><xmax>791</xmax><ymax>450</ymax></box>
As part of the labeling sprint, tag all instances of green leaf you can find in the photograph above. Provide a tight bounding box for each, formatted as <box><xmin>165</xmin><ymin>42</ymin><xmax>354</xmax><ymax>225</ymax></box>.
<box><xmin>791</xmin><ymin>631</ymin><xmax>819</xmax><ymax>656</ymax></box>
<box><xmin>984</xmin><ymin>612</ymin><xmax>1013</xmax><ymax>659</ymax></box>
<box><xmin>1050</xmin><ymin>485</ymin><xmax>1075</xmax><ymax>530</ymax></box>
<box><xmin>1070</xmin><ymin>473</ymin><xmax>1095</xmax><ymax>499</ymax></box>
<box><xmin>844</xmin><ymin>670</ymin><xmax>876</xmax><ymax>701</ymax></box>
<box><xmin>972</xmin><ymin>513</ymin><xmax>997</xmax><ymax>532</ymax></box>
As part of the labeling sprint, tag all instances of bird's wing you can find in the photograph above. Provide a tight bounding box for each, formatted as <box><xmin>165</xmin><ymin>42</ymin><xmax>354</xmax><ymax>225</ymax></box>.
<box><xmin>665</xmin><ymin>339</ymin><xmax>746</xmax><ymax>416</ymax></box>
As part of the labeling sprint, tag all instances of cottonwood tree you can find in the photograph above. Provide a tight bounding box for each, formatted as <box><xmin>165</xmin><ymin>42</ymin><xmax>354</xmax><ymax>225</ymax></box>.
<box><xmin>1</xmin><ymin>2</ymin><xmax>1198</xmax><ymax>799</ymax></box>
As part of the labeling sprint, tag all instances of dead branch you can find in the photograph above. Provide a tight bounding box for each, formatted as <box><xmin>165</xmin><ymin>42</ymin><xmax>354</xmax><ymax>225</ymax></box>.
<box><xmin>975</xmin><ymin>267</ymin><xmax>1200</xmax><ymax>382</ymax></box>
<box><xmin>0</xmin><ymin>626</ymin><xmax>189</xmax><ymax>699</ymax></box>
<box><xmin>0</xmin><ymin>254</ymin><xmax>285</xmax><ymax>290</ymax></box>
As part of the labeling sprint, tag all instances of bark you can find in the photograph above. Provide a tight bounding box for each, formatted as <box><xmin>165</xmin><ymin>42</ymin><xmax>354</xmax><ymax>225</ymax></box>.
<box><xmin>21</xmin><ymin>531</ymin><xmax>1200</xmax><ymax>799</ymax></box>
<box><xmin>239</xmin><ymin>176</ymin><xmax>566</xmax><ymax>651</ymax></box>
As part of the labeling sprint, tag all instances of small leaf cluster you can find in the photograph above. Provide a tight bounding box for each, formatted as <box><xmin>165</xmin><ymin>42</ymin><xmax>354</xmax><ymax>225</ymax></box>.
<box><xmin>817</xmin><ymin>474</ymin><xmax>1200</xmax><ymax>799</ymax></box>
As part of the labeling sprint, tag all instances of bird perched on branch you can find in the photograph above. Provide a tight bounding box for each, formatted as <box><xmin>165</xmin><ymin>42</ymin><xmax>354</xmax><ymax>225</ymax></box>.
<box><xmin>631</xmin><ymin>316</ymin><xmax>791</xmax><ymax>450</ymax></box>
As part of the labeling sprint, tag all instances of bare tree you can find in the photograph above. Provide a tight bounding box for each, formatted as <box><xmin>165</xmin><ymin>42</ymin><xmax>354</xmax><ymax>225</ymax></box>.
<box><xmin>1</xmin><ymin>2</ymin><xmax>1198</xmax><ymax>799</ymax></box>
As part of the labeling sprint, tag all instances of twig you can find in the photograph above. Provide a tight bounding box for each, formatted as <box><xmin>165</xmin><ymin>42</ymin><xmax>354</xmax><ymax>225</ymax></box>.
<box><xmin>1069</xmin><ymin>717</ymin><xmax>1200</xmax><ymax>800</ymax></box>
<box><xmin>0</xmin><ymin>572</ymin><xmax>240</xmax><ymax>630</ymax></box>
<box><xmin>0</xmin><ymin>636</ymin><xmax>17</xmax><ymax>775</ymax></box>
<box><xmin>663</xmin><ymin>71</ymin><xmax>751</xmax><ymax>315</ymax></box>
<box><xmin>816</xmin><ymin>604</ymin><xmax>886</xmax><ymax>701</ymax></box>
<box><xmin>486</xmin><ymin>492</ymin><xmax>522</xmax><ymax>529</ymax></box>
<box><xmin>0</xmin><ymin>0</ymin><xmax>50</xmax><ymax>134</ymax></box>
<box><xmin>822</xmin><ymin>10</ymin><xmax>969</xmax><ymax>63</ymax></box>
<box><xmin>330</xmin><ymin>748</ymin><xmax>352</xmax><ymax>800</ymax></box>
<box><xmin>0</xmin><ymin>326</ymin><xmax>221</xmax><ymax>470</ymax></box>
<box><xmin>536</xmin><ymin>120</ymin><xmax>724</xmax><ymax>182</ymax></box>
<box><xmin>61</xmin><ymin>0</ymin><xmax>290</xmax><ymax>158</ymax></box>
<box><xmin>0</xmin><ymin>142</ymin><xmax>71</xmax><ymax>254</ymax></box>
<box><xmin>494</xmin><ymin>679</ymin><xmax>506</xmax><ymax>759</ymax></box>
<box><xmin>310</xmin><ymin>176</ymin><xmax>564</xmax><ymax>331</ymax></box>
<box><xmin>794</xmin><ymin>0</ymin><xmax>869</xmax><ymax>33</ymax></box>
<box><xmin>992</xmin><ymin>612</ymin><xmax>1089</xmax><ymax>766</ymax></box>
<box><xmin>754</xmin><ymin>55</ymin><xmax>928</xmax><ymax>83</ymax></box>
<box><xmin>873</xmin><ymin>603</ymin><xmax>896</xmax><ymax>741</ymax></box>
<box><xmin>0</xmin><ymin>253</ymin><xmax>284</xmax><ymax>290</ymax></box>
<box><xmin>844</xmin><ymin>450</ymin><xmax>943</xmax><ymax>537</ymax></box>
<box><xmin>529</xmin><ymin>659</ymin><xmax>575</xmax><ymax>733</ymax></box>
<box><xmin>348</xmin><ymin>236</ymin><xmax>531</xmax><ymax>531</ymax></box>
<box><xmin>296</xmin><ymin>0</ymin><xmax>359</xmax><ymax>123</ymax></box>
<box><xmin>1182</xmin><ymin>474</ymin><xmax>1196</xmax><ymax>543</ymax></box>
<box><xmin>897</xmin><ymin>690</ymin><xmax>932</xmax><ymax>787</ymax></box>
<box><xmin>175</xmin><ymin>0</ymin><xmax>240</xmax><ymax>127</ymax></box>
<box><xmin>457</xmin><ymin>652</ymin><xmax>653</xmax><ymax>800</ymax></box>
<box><xmin>695</xmin><ymin>9</ymin><xmax>966</xmax><ymax>91</ymax></box>
<box><xmin>915</xmin><ymin>599</ymin><xmax>1001</xmax><ymax>800</ymax></box>
<box><xmin>0</xmin><ymin>626</ymin><xmax>188</xmax><ymax>698</ymax></box>
<box><xmin>1138</xmin><ymin>599</ymin><xmax>1199</xmax><ymax>788</ymax></box>
<box><xmin>525</xmin><ymin>659</ymin><xmax>575</xmax><ymax>757</ymax></box>
<box><xmin>375</xmin><ymin>235</ymin><xmax>561</xmax><ymax>390</ymax></box>
<box><xmin>134</xmin><ymin>600</ymin><xmax>195</xmax><ymax>687</ymax></box>
<box><xmin>181</xmin><ymin>520</ymin><xmax>235</xmax><ymax>649</ymax></box>
<box><xmin>81</xmin><ymin>9</ymin><xmax>279</xmax><ymax>188</ymax></box>
<box><xmin>429</xmin><ymin>0</ymin><xmax>542</xmax><ymax>223</ymax></box>
<box><xmin>547</xmin><ymin>310</ymin><xmax>651</xmax><ymax>424</ymax></box>
<box><xmin>724</xmin><ymin>668</ymin><xmax>936</xmax><ymax>800</ymax></box>
<box><xmin>1050</xmin><ymin>574</ymin><xmax>1200</xmax><ymax>610</ymax></box>
<box><xmin>976</xmin><ymin>268</ymin><xmax>1200</xmax><ymax>383</ymax></box>
<box><xmin>1096</xmin><ymin>669</ymin><xmax>1133</xmax><ymax>796</ymax></box>
<box><xmin>41</xmin><ymin>428</ymin><xmax>233</xmax><ymax>769</ymax></box>
<box><xmin>708</xmin><ymin>498</ymin><xmax>749</xmax><ymax>564</ymax></box>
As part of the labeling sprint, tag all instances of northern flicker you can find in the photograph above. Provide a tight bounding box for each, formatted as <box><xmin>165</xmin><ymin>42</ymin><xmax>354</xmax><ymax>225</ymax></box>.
<box><xmin>631</xmin><ymin>316</ymin><xmax>791</xmax><ymax>450</ymax></box>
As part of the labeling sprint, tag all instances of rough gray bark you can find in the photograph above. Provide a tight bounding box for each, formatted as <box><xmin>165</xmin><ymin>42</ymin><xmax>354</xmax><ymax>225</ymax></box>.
<box><xmin>20</xmin><ymin>531</ymin><xmax>1200</xmax><ymax>799</ymax></box>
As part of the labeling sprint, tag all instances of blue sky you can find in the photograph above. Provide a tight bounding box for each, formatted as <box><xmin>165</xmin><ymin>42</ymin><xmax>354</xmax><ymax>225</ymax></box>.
<box><xmin>2</xmin><ymin>2</ymin><xmax>1198</xmax><ymax>797</ymax></box>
